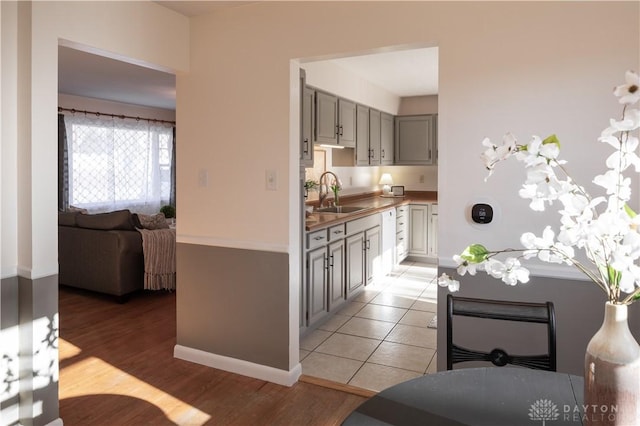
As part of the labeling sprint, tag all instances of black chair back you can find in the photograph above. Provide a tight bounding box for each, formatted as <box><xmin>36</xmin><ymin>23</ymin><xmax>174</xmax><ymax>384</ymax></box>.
<box><xmin>446</xmin><ymin>294</ymin><xmax>556</xmax><ymax>371</ymax></box>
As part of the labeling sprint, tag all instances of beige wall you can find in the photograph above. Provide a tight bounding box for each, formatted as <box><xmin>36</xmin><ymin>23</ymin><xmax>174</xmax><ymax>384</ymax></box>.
<box><xmin>177</xmin><ymin>1</ymin><xmax>638</xmax><ymax>379</ymax></box>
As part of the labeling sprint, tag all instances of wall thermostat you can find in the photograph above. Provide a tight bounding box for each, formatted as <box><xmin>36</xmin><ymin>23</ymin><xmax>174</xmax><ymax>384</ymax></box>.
<box><xmin>471</xmin><ymin>203</ymin><xmax>493</xmax><ymax>224</ymax></box>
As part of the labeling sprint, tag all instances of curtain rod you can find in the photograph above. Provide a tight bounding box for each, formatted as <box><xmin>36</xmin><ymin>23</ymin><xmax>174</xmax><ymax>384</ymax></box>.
<box><xmin>58</xmin><ymin>107</ymin><xmax>176</xmax><ymax>126</ymax></box>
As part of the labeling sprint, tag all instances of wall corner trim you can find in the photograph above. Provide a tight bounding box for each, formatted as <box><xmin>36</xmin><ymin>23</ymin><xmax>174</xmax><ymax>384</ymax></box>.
<box><xmin>45</xmin><ymin>418</ymin><xmax>64</xmax><ymax>426</ymax></box>
<box><xmin>174</xmin><ymin>345</ymin><xmax>302</xmax><ymax>387</ymax></box>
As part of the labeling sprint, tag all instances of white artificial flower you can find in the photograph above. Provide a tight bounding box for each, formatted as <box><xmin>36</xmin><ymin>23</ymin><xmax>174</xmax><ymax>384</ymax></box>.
<box><xmin>501</xmin><ymin>258</ymin><xmax>530</xmax><ymax>285</ymax></box>
<box><xmin>454</xmin><ymin>254</ymin><xmax>479</xmax><ymax>276</ymax></box>
<box><xmin>438</xmin><ymin>273</ymin><xmax>460</xmax><ymax>292</ymax></box>
<box><xmin>613</xmin><ymin>70</ymin><xmax>640</xmax><ymax>105</ymax></box>
<box><xmin>481</xmin><ymin>133</ymin><xmax>518</xmax><ymax>179</ymax></box>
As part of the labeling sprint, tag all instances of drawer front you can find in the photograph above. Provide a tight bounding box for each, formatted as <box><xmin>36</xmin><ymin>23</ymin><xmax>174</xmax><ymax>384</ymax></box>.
<box><xmin>307</xmin><ymin>229</ymin><xmax>328</xmax><ymax>250</ymax></box>
<box><xmin>346</xmin><ymin>214</ymin><xmax>381</xmax><ymax>236</ymax></box>
<box><xmin>396</xmin><ymin>215</ymin><xmax>408</xmax><ymax>235</ymax></box>
<box><xmin>396</xmin><ymin>230</ymin><xmax>408</xmax><ymax>258</ymax></box>
<box><xmin>328</xmin><ymin>224</ymin><xmax>346</xmax><ymax>241</ymax></box>
<box><xmin>396</xmin><ymin>205</ymin><xmax>408</xmax><ymax>217</ymax></box>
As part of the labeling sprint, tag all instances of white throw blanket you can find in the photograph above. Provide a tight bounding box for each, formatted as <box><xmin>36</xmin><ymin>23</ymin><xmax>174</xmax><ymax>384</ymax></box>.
<box><xmin>137</xmin><ymin>228</ymin><xmax>176</xmax><ymax>290</ymax></box>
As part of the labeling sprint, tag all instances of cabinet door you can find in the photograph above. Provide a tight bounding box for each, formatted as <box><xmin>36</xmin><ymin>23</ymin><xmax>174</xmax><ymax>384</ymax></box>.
<box><xmin>346</xmin><ymin>232</ymin><xmax>365</xmax><ymax>297</ymax></box>
<box><xmin>395</xmin><ymin>115</ymin><xmax>436</xmax><ymax>165</ymax></box>
<box><xmin>307</xmin><ymin>247</ymin><xmax>328</xmax><ymax>325</ymax></box>
<box><xmin>365</xmin><ymin>226</ymin><xmax>381</xmax><ymax>285</ymax></box>
<box><xmin>369</xmin><ymin>109</ymin><xmax>381</xmax><ymax>166</ymax></box>
<box><xmin>409</xmin><ymin>205</ymin><xmax>429</xmax><ymax>256</ymax></box>
<box><xmin>428</xmin><ymin>208</ymin><xmax>438</xmax><ymax>257</ymax></box>
<box><xmin>338</xmin><ymin>99</ymin><xmax>356</xmax><ymax>148</ymax></box>
<box><xmin>301</xmin><ymin>86</ymin><xmax>315</xmax><ymax>167</ymax></box>
<box><xmin>356</xmin><ymin>105</ymin><xmax>371</xmax><ymax>166</ymax></box>
<box><xmin>328</xmin><ymin>240</ymin><xmax>346</xmax><ymax>311</ymax></box>
<box><xmin>315</xmin><ymin>91</ymin><xmax>338</xmax><ymax>145</ymax></box>
<box><xmin>380</xmin><ymin>112</ymin><xmax>394</xmax><ymax>165</ymax></box>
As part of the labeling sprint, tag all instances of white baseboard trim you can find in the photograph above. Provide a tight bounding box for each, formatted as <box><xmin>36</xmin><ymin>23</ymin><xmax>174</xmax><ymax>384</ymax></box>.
<box><xmin>174</xmin><ymin>345</ymin><xmax>302</xmax><ymax>387</ymax></box>
<box><xmin>45</xmin><ymin>418</ymin><xmax>63</xmax><ymax>426</ymax></box>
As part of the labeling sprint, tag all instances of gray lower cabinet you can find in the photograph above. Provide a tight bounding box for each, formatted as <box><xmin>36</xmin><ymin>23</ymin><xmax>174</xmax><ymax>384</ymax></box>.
<box><xmin>346</xmin><ymin>232</ymin><xmax>365</xmax><ymax>297</ymax></box>
<box><xmin>409</xmin><ymin>204</ymin><xmax>429</xmax><ymax>257</ymax></box>
<box><xmin>305</xmin><ymin>214</ymin><xmax>382</xmax><ymax>328</ymax></box>
<box><xmin>365</xmin><ymin>226</ymin><xmax>381</xmax><ymax>285</ymax></box>
<box><xmin>346</xmin><ymin>225</ymin><xmax>381</xmax><ymax>297</ymax></box>
<box><xmin>307</xmin><ymin>246</ymin><xmax>329</xmax><ymax>325</ymax></box>
<box><xmin>396</xmin><ymin>205</ymin><xmax>409</xmax><ymax>263</ymax></box>
<box><xmin>328</xmin><ymin>240</ymin><xmax>346</xmax><ymax>310</ymax></box>
<box><xmin>395</xmin><ymin>114</ymin><xmax>437</xmax><ymax>165</ymax></box>
<box><xmin>408</xmin><ymin>203</ymin><xmax>438</xmax><ymax>261</ymax></box>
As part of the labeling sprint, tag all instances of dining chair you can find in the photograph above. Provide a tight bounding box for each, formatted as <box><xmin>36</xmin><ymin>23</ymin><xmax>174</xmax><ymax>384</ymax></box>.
<box><xmin>446</xmin><ymin>294</ymin><xmax>557</xmax><ymax>371</ymax></box>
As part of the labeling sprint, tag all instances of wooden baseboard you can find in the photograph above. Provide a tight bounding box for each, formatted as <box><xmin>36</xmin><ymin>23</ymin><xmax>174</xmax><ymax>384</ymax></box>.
<box><xmin>298</xmin><ymin>374</ymin><xmax>377</xmax><ymax>398</ymax></box>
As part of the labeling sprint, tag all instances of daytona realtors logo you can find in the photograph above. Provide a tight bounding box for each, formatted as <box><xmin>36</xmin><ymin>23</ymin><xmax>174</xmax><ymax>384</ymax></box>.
<box><xmin>528</xmin><ymin>399</ymin><xmax>621</xmax><ymax>424</ymax></box>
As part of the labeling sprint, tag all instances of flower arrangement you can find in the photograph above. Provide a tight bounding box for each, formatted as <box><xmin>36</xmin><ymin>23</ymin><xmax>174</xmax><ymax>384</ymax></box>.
<box><xmin>439</xmin><ymin>71</ymin><xmax>640</xmax><ymax>305</ymax></box>
<box><xmin>330</xmin><ymin>180</ymin><xmax>342</xmax><ymax>206</ymax></box>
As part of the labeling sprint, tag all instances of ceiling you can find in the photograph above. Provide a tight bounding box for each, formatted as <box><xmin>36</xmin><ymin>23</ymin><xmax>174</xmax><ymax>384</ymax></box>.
<box><xmin>58</xmin><ymin>45</ymin><xmax>177</xmax><ymax>110</ymax></box>
<box><xmin>58</xmin><ymin>2</ymin><xmax>438</xmax><ymax>110</ymax></box>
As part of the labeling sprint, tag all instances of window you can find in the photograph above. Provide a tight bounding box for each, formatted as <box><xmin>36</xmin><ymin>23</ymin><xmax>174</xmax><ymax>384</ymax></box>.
<box><xmin>64</xmin><ymin>114</ymin><xmax>174</xmax><ymax>214</ymax></box>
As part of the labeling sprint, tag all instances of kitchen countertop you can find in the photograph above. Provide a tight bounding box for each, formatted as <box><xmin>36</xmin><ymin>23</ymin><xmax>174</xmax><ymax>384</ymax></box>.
<box><xmin>305</xmin><ymin>191</ymin><xmax>437</xmax><ymax>231</ymax></box>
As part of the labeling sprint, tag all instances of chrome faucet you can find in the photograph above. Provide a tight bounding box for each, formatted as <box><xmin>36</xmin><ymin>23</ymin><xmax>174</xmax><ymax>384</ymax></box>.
<box><xmin>318</xmin><ymin>171</ymin><xmax>341</xmax><ymax>208</ymax></box>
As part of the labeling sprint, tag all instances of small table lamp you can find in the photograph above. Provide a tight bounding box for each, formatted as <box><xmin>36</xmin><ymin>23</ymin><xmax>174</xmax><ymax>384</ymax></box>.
<box><xmin>379</xmin><ymin>173</ymin><xmax>394</xmax><ymax>196</ymax></box>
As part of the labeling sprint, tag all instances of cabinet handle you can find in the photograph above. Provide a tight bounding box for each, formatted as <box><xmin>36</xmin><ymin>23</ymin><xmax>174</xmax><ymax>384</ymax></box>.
<box><xmin>303</xmin><ymin>138</ymin><xmax>309</xmax><ymax>155</ymax></box>
<box><xmin>381</xmin><ymin>149</ymin><xmax>385</xmax><ymax>158</ymax></box>
<box><xmin>339</xmin><ymin>125</ymin><xmax>344</xmax><ymax>136</ymax></box>
<box><xmin>336</xmin><ymin>125</ymin><xmax>340</xmax><ymax>136</ymax></box>
<box><xmin>366</xmin><ymin>240</ymin><xmax>371</xmax><ymax>250</ymax></box>
<box><xmin>314</xmin><ymin>236</ymin><xmax>325</xmax><ymax>241</ymax></box>
<box><xmin>333</xmin><ymin>230</ymin><xmax>343</xmax><ymax>235</ymax></box>
<box><xmin>399</xmin><ymin>222</ymin><xmax>404</xmax><ymax>226</ymax></box>
<box><xmin>329</xmin><ymin>254</ymin><xmax>334</xmax><ymax>268</ymax></box>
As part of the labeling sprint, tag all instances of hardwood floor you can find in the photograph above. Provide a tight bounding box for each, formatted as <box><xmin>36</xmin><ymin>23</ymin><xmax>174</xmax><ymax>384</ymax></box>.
<box><xmin>58</xmin><ymin>287</ymin><xmax>368</xmax><ymax>425</ymax></box>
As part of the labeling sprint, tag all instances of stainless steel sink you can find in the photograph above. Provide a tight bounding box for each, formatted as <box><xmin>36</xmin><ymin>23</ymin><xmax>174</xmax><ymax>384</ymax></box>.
<box><xmin>316</xmin><ymin>206</ymin><xmax>367</xmax><ymax>214</ymax></box>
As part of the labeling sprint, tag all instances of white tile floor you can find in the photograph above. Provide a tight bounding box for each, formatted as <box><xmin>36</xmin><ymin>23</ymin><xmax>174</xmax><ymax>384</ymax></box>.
<box><xmin>300</xmin><ymin>261</ymin><xmax>439</xmax><ymax>393</ymax></box>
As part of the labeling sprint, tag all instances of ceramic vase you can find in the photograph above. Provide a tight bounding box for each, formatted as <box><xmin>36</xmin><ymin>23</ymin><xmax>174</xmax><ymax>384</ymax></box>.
<box><xmin>584</xmin><ymin>302</ymin><xmax>640</xmax><ymax>425</ymax></box>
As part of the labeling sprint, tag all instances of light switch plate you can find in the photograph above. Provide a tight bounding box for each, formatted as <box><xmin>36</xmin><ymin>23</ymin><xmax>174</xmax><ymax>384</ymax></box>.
<box><xmin>266</xmin><ymin>169</ymin><xmax>277</xmax><ymax>191</ymax></box>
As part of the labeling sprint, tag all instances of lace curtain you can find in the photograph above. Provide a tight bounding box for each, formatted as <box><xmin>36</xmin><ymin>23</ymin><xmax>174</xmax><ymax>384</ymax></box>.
<box><xmin>60</xmin><ymin>113</ymin><xmax>174</xmax><ymax>214</ymax></box>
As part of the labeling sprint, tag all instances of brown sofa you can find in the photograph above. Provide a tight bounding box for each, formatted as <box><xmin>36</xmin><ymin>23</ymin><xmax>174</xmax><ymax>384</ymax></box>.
<box><xmin>58</xmin><ymin>209</ymin><xmax>144</xmax><ymax>301</ymax></box>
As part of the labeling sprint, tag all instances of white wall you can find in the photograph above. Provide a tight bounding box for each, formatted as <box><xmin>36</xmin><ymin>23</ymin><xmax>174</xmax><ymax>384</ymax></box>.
<box><xmin>0</xmin><ymin>2</ymin><xmax>188</xmax><ymax>423</ymax></box>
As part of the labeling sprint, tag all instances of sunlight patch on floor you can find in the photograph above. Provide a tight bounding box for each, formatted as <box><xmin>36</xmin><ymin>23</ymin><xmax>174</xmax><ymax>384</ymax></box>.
<box><xmin>59</xmin><ymin>338</ymin><xmax>211</xmax><ymax>425</ymax></box>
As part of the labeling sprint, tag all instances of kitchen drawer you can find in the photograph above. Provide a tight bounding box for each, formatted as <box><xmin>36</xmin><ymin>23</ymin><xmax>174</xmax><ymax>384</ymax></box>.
<box><xmin>307</xmin><ymin>229</ymin><xmax>328</xmax><ymax>250</ymax></box>
<box><xmin>396</xmin><ymin>215</ymin><xmax>408</xmax><ymax>234</ymax></box>
<box><xmin>328</xmin><ymin>224</ymin><xmax>346</xmax><ymax>241</ymax></box>
<box><xmin>346</xmin><ymin>214</ymin><xmax>381</xmax><ymax>236</ymax></box>
<box><xmin>396</xmin><ymin>205</ymin><xmax>408</xmax><ymax>216</ymax></box>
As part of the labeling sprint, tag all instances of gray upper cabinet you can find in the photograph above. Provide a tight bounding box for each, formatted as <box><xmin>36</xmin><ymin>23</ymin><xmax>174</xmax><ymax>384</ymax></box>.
<box><xmin>380</xmin><ymin>112</ymin><xmax>394</xmax><ymax>165</ymax></box>
<box><xmin>315</xmin><ymin>91</ymin><xmax>356</xmax><ymax>148</ymax></box>
<box><xmin>300</xmin><ymin>85</ymin><xmax>315</xmax><ymax>167</ymax></box>
<box><xmin>338</xmin><ymin>98</ymin><xmax>356</xmax><ymax>148</ymax></box>
<box><xmin>394</xmin><ymin>114</ymin><xmax>437</xmax><ymax>165</ymax></box>
<box><xmin>356</xmin><ymin>105</ymin><xmax>371</xmax><ymax>166</ymax></box>
<box><xmin>369</xmin><ymin>109</ymin><xmax>381</xmax><ymax>165</ymax></box>
<box><xmin>315</xmin><ymin>90</ymin><xmax>338</xmax><ymax>145</ymax></box>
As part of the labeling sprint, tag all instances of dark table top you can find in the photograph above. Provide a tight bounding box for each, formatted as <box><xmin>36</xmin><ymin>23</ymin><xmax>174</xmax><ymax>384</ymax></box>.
<box><xmin>342</xmin><ymin>367</ymin><xmax>584</xmax><ymax>426</ymax></box>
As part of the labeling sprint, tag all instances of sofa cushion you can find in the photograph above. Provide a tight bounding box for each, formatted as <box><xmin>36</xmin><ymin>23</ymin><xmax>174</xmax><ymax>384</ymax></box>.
<box><xmin>135</xmin><ymin>213</ymin><xmax>169</xmax><ymax>230</ymax></box>
<box><xmin>76</xmin><ymin>209</ymin><xmax>135</xmax><ymax>231</ymax></box>
<box><xmin>58</xmin><ymin>211</ymin><xmax>79</xmax><ymax>227</ymax></box>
